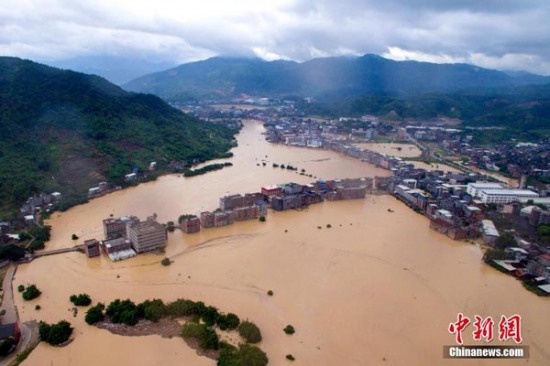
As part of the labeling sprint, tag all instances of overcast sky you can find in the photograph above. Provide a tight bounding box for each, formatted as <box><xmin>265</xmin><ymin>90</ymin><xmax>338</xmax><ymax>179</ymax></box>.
<box><xmin>1</xmin><ymin>0</ymin><xmax>549</xmax><ymax>74</ymax></box>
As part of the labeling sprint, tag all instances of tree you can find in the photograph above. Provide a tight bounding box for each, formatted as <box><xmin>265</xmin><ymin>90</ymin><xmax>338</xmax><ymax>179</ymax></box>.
<box><xmin>181</xmin><ymin>322</ymin><xmax>219</xmax><ymax>350</ymax></box>
<box><xmin>161</xmin><ymin>258</ymin><xmax>171</xmax><ymax>266</ymax></box>
<box><xmin>217</xmin><ymin>313</ymin><xmax>240</xmax><ymax>331</ymax></box>
<box><xmin>201</xmin><ymin>306</ymin><xmax>220</xmax><ymax>327</ymax></box>
<box><xmin>22</xmin><ymin>284</ymin><xmax>41</xmax><ymax>301</ymax></box>
<box><xmin>71</xmin><ymin>234</ymin><xmax>79</xmax><ymax>240</ymax></box>
<box><xmin>258</xmin><ymin>215</ymin><xmax>266</xmax><ymax>222</ymax></box>
<box><xmin>494</xmin><ymin>233</ymin><xmax>516</xmax><ymax>250</ymax></box>
<box><xmin>85</xmin><ymin>304</ymin><xmax>105</xmax><ymax>325</ymax></box>
<box><xmin>283</xmin><ymin>325</ymin><xmax>295</xmax><ymax>335</ymax></box>
<box><xmin>0</xmin><ymin>245</ymin><xmax>25</xmax><ymax>261</ymax></box>
<box><xmin>139</xmin><ymin>299</ymin><xmax>166</xmax><ymax>322</ymax></box>
<box><xmin>106</xmin><ymin>299</ymin><xmax>139</xmax><ymax>326</ymax></box>
<box><xmin>39</xmin><ymin>320</ymin><xmax>73</xmax><ymax>345</ymax></box>
<box><xmin>166</xmin><ymin>221</ymin><xmax>175</xmax><ymax>232</ymax></box>
<box><xmin>217</xmin><ymin>343</ymin><xmax>268</xmax><ymax>366</ymax></box>
<box><xmin>70</xmin><ymin>293</ymin><xmax>92</xmax><ymax>306</ymax></box>
<box><xmin>238</xmin><ymin>321</ymin><xmax>262</xmax><ymax>343</ymax></box>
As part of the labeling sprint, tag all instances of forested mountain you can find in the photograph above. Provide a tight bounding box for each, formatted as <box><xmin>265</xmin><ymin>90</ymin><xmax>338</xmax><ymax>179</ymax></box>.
<box><xmin>321</xmin><ymin>83</ymin><xmax>550</xmax><ymax>132</ymax></box>
<box><xmin>124</xmin><ymin>54</ymin><xmax>550</xmax><ymax>101</ymax></box>
<box><xmin>0</xmin><ymin>57</ymin><xmax>235</xmax><ymax>217</ymax></box>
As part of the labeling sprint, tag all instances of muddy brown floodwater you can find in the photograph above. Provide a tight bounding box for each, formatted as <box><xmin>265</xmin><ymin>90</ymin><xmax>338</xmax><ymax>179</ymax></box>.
<box><xmin>13</xmin><ymin>121</ymin><xmax>549</xmax><ymax>365</ymax></box>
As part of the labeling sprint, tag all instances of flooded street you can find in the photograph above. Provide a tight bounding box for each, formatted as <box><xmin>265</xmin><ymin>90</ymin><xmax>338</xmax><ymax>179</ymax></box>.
<box><xmin>13</xmin><ymin>121</ymin><xmax>549</xmax><ymax>365</ymax></box>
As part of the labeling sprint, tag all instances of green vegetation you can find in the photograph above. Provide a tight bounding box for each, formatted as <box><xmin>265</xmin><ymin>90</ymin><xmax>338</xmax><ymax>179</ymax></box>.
<box><xmin>106</xmin><ymin>299</ymin><xmax>140</xmax><ymax>326</ymax></box>
<box><xmin>217</xmin><ymin>313</ymin><xmax>240</xmax><ymax>331</ymax></box>
<box><xmin>21</xmin><ymin>225</ymin><xmax>51</xmax><ymax>252</ymax></box>
<box><xmin>22</xmin><ymin>284</ymin><xmax>41</xmax><ymax>301</ymax></box>
<box><xmin>86</xmin><ymin>296</ymin><xmax>264</xmax><ymax>364</ymax></box>
<box><xmin>482</xmin><ymin>249</ymin><xmax>509</xmax><ymax>264</ymax></box>
<box><xmin>94</xmin><ymin>298</ymin><xmax>243</xmax><ymax>331</ymax></box>
<box><xmin>286</xmin><ymin>354</ymin><xmax>296</xmax><ymax>361</ymax></box>
<box><xmin>258</xmin><ymin>215</ymin><xmax>266</xmax><ymax>222</ymax></box>
<box><xmin>494</xmin><ymin>233</ymin><xmax>516</xmax><ymax>250</ymax></box>
<box><xmin>69</xmin><ymin>293</ymin><xmax>92</xmax><ymax>306</ymax></box>
<box><xmin>166</xmin><ymin>221</ymin><xmax>175</xmax><ymax>232</ymax></box>
<box><xmin>0</xmin><ymin>57</ymin><xmax>236</xmax><ymax>218</ymax></box>
<box><xmin>537</xmin><ymin>224</ymin><xmax>550</xmax><ymax>244</ymax></box>
<box><xmin>238</xmin><ymin>321</ymin><xmax>262</xmax><ymax>344</ymax></box>
<box><xmin>218</xmin><ymin>343</ymin><xmax>269</xmax><ymax>366</ymax></box>
<box><xmin>267</xmin><ymin>290</ymin><xmax>273</xmax><ymax>296</ymax></box>
<box><xmin>85</xmin><ymin>303</ymin><xmax>105</xmax><ymax>325</ymax></box>
<box><xmin>0</xmin><ymin>244</ymin><xmax>25</xmax><ymax>261</ymax></box>
<box><xmin>182</xmin><ymin>162</ymin><xmax>233</xmax><ymax>177</ymax></box>
<box><xmin>71</xmin><ymin>234</ymin><xmax>79</xmax><ymax>241</ymax></box>
<box><xmin>35</xmin><ymin>305</ymin><xmax>41</xmax><ymax>311</ymax></box>
<box><xmin>17</xmin><ymin>284</ymin><xmax>25</xmax><ymax>292</ymax></box>
<box><xmin>181</xmin><ymin>322</ymin><xmax>219</xmax><ymax>350</ymax></box>
<box><xmin>283</xmin><ymin>325</ymin><xmax>295</xmax><ymax>335</ymax></box>
<box><xmin>161</xmin><ymin>257</ymin><xmax>171</xmax><ymax>266</ymax></box>
<box><xmin>38</xmin><ymin>320</ymin><xmax>73</xmax><ymax>346</ymax></box>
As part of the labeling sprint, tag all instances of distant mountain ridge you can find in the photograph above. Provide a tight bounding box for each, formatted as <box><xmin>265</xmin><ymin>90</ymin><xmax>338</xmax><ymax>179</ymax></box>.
<box><xmin>44</xmin><ymin>55</ymin><xmax>177</xmax><ymax>85</ymax></box>
<box><xmin>0</xmin><ymin>57</ymin><xmax>235</xmax><ymax>217</ymax></box>
<box><xmin>123</xmin><ymin>54</ymin><xmax>550</xmax><ymax>101</ymax></box>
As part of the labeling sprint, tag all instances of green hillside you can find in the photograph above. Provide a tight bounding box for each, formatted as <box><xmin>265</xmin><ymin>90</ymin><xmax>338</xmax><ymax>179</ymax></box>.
<box><xmin>124</xmin><ymin>54</ymin><xmax>550</xmax><ymax>101</ymax></box>
<box><xmin>0</xmin><ymin>57</ymin><xmax>236</xmax><ymax>218</ymax></box>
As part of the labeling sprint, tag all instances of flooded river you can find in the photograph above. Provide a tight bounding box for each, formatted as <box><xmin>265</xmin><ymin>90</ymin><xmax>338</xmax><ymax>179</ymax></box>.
<box><xmin>13</xmin><ymin>121</ymin><xmax>549</xmax><ymax>365</ymax></box>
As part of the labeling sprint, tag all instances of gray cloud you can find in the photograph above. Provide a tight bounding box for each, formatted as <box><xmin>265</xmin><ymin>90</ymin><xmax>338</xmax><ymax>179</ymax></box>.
<box><xmin>0</xmin><ymin>0</ymin><xmax>549</xmax><ymax>74</ymax></box>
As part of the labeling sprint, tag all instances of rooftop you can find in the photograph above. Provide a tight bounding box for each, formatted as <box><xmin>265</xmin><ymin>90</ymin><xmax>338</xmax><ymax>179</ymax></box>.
<box><xmin>480</xmin><ymin>189</ymin><xmax>538</xmax><ymax>196</ymax></box>
<box><xmin>468</xmin><ymin>182</ymin><xmax>506</xmax><ymax>189</ymax></box>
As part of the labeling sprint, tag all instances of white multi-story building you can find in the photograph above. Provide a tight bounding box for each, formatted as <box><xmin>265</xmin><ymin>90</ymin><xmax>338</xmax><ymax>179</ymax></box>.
<box><xmin>478</xmin><ymin>189</ymin><xmax>539</xmax><ymax>204</ymax></box>
<box><xmin>466</xmin><ymin>182</ymin><xmax>506</xmax><ymax>198</ymax></box>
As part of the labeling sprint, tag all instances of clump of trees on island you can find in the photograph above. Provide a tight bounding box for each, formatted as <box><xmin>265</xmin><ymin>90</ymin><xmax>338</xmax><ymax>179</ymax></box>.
<box><xmin>21</xmin><ymin>284</ymin><xmax>41</xmax><ymax>301</ymax></box>
<box><xmin>85</xmin><ymin>297</ymin><xmax>268</xmax><ymax>365</ymax></box>
<box><xmin>38</xmin><ymin>320</ymin><xmax>73</xmax><ymax>346</ymax></box>
<box><xmin>183</xmin><ymin>162</ymin><xmax>233</xmax><ymax>177</ymax></box>
<box><xmin>69</xmin><ymin>293</ymin><xmax>92</xmax><ymax>306</ymax></box>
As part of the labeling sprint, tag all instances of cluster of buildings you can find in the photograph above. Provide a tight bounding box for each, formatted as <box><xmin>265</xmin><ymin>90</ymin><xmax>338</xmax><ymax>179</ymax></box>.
<box><xmin>390</xmin><ymin>169</ymin><xmax>543</xmax><ymax>240</ymax></box>
<box><xmin>88</xmin><ymin>181</ymin><xmax>120</xmax><ymax>198</ymax></box>
<box><xmin>19</xmin><ymin>192</ymin><xmax>62</xmax><ymax>225</ymax></box>
<box><xmin>178</xmin><ymin>178</ymin><xmax>370</xmax><ymax>234</ymax></box>
<box><xmin>387</xmin><ymin>167</ymin><xmax>550</xmax><ymax>293</ymax></box>
<box><xmin>83</xmin><ymin>214</ymin><xmax>167</xmax><ymax>261</ymax></box>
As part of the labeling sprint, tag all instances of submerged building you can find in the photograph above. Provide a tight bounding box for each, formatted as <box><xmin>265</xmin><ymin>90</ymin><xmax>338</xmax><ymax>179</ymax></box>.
<box><xmin>103</xmin><ymin>216</ymin><xmax>137</xmax><ymax>240</ymax></box>
<box><xmin>127</xmin><ymin>215</ymin><xmax>167</xmax><ymax>253</ymax></box>
<box><xmin>181</xmin><ymin>215</ymin><xmax>201</xmax><ymax>233</ymax></box>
